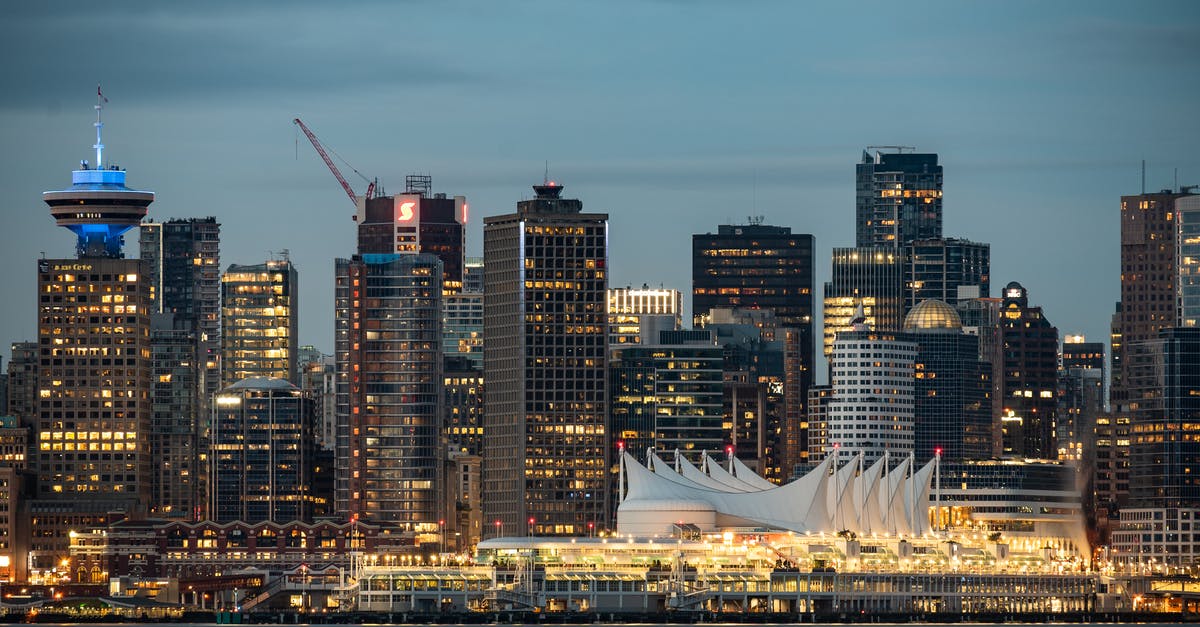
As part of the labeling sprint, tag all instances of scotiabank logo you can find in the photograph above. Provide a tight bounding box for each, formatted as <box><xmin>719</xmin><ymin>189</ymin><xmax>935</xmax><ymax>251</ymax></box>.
<box><xmin>398</xmin><ymin>201</ymin><xmax>416</xmax><ymax>222</ymax></box>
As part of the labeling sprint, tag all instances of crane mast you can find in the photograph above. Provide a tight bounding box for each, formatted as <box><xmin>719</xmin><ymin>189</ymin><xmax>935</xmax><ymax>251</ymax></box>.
<box><xmin>293</xmin><ymin>117</ymin><xmax>372</xmax><ymax>211</ymax></box>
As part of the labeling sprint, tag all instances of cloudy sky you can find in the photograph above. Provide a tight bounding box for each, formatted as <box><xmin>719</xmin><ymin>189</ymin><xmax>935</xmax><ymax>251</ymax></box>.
<box><xmin>1</xmin><ymin>1</ymin><xmax>1198</xmax><ymax>379</ymax></box>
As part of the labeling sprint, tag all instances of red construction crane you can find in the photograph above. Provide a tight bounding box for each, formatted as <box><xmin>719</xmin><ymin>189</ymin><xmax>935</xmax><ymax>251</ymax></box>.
<box><xmin>293</xmin><ymin>118</ymin><xmax>376</xmax><ymax>212</ymax></box>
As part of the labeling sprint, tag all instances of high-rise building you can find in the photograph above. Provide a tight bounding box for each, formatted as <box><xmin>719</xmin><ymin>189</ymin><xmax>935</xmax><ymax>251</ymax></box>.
<box><xmin>149</xmin><ymin>313</ymin><xmax>202</xmax><ymax>519</ymax></box>
<box><xmin>822</xmin><ymin>246</ymin><xmax>905</xmax><ymax>360</ymax></box>
<box><xmin>6</xmin><ymin>342</ymin><xmax>37</xmax><ymax>428</ymax></box>
<box><xmin>955</xmin><ymin>287</ymin><xmax>1005</xmax><ymax>456</ymax></box>
<box><xmin>998</xmin><ymin>282</ymin><xmax>1059</xmax><ymax>459</ymax></box>
<box><xmin>1175</xmin><ymin>194</ymin><xmax>1200</xmax><ymax>328</ymax></box>
<box><xmin>609</xmin><ymin>329</ymin><xmax>724</xmax><ymax>460</ymax></box>
<box><xmin>902</xmin><ymin>238</ymin><xmax>989</xmax><ymax>314</ymax></box>
<box><xmin>221</xmin><ymin>258</ymin><xmax>299</xmax><ymax>387</ymax></box>
<box><xmin>707</xmin><ymin>308</ymin><xmax>804</xmax><ymax>481</ymax></box>
<box><xmin>211</xmin><ymin>377</ymin><xmax>316</xmax><ymax>523</ymax></box>
<box><xmin>692</xmin><ymin>223</ymin><xmax>814</xmax><ymax>388</ymax></box>
<box><xmin>903</xmin><ymin>300</ymin><xmax>992</xmax><ymax>463</ymax></box>
<box><xmin>1112</xmin><ymin>189</ymin><xmax>1198</xmax><ymax>405</ymax></box>
<box><xmin>827</xmin><ymin>313</ymin><xmax>916</xmax><ymax>465</ymax></box>
<box><xmin>444</xmin><ymin>355</ymin><xmax>484</xmax><ymax>457</ymax></box>
<box><xmin>443</xmin><ymin>292</ymin><xmax>483</xmax><ymax>367</ymax></box>
<box><xmin>483</xmin><ymin>182</ymin><xmax>609</xmax><ymax>537</ymax></box>
<box><xmin>1110</xmin><ymin>327</ymin><xmax>1200</xmax><ymax>568</ymax></box>
<box><xmin>804</xmin><ymin>385</ymin><xmax>833</xmax><ymax>463</ymax></box>
<box><xmin>1058</xmin><ymin>335</ymin><xmax>1106</xmax><ymax>461</ymax></box>
<box><xmin>608</xmin><ymin>286</ymin><xmax>683</xmax><ymax>346</ymax></box>
<box><xmin>335</xmin><ymin>253</ymin><xmax>444</xmax><ymax>534</ymax></box>
<box><xmin>139</xmin><ymin>218</ymin><xmax>220</xmax><ymax>520</ymax></box>
<box><xmin>31</xmin><ymin>99</ymin><xmax>155</xmax><ymax>572</ymax></box>
<box><xmin>0</xmin><ymin>415</ymin><xmax>28</xmax><ymax>583</ymax></box>
<box><xmin>356</xmin><ymin>175</ymin><xmax>466</xmax><ymax>294</ymax></box>
<box><xmin>855</xmin><ymin>149</ymin><xmax>943</xmax><ymax>248</ymax></box>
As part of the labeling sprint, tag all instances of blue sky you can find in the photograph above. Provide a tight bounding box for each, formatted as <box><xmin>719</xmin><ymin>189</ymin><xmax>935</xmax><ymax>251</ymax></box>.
<box><xmin>2</xmin><ymin>1</ymin><xmax>1198</xmax><ymax>379</ymax></box>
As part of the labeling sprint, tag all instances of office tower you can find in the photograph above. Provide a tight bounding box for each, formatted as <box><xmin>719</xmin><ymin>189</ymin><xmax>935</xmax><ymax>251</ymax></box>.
<box><xmin>463</xmin><ymin>257</ymin><xmax>484</xmax><ymax>293</ymax></box>
<box><xmin>610</xmin><ymin>329</ymin><xmax>724</xmax><ymax>460</ymax></box>
<box><xmin>335</xmin><ymin>253</ymin><xmax>443</xmax><ymax>532</ymax></box>
<box><xmin>483</xmin><ymin>182</ymin><xmax>609</xmax><ymax>537</ymax></box>
<box><xmin>0</xmin><ymin>415</ymin><xmax>27</xmax><ymax>584</ymax></box>
<box><xmin>221</xmin><ymin>258</ymin><xmax>299</xmax><ymax>387</ymax></box>
<box><xmin>903</xmin><ymin>238</ymin><xmax>990</xmax><ymax>313</ymax></box>
<box><xmin>1110</xmin><ymin>327</ymin><xmax>1200</xmax><ymax>568</ymax></box>
<box><xmin>1176</xmin><ymin>194</ymin><xmax>1200</xmax><ymax>328</ymax></box>
<box><xmin>6</xmin><ymin>342</ymin><xmax>37</xmax><ymax>428</ymax></box>
<box><xmin>692</xmin><ymin>223</ymin><xmax>814</xmax><ymax>391</ymax></box>
<box><xmin>804</xmin><ymin>385</ymin><xmax>832</xmax><ymax>462</ymax></box>
<box><xmin>827</xmin><ymin>313</ymin><xmax>916</xmax><ymax>465</ymax></box>
<box><xmin>139</xmin><ymin>217</ymin><xmax>221</xmax><ymax>396</ymax></box>
<box><xmin>443</xmin><ymin>292</ymin><xmax>483</xmax><ymax>367</ymax></box>
<box><xmin>1092</xmin><ymin>412</ymin><xmax>1130</xmax><ymax>528</ymax></box>
<box><xmin>31</xmin><ymin>99</ymin><xmax>154</xmax><ymax>573</ymax></box>
<box><xmin>998</xmin><ymin>282</ymin><xmax>1059</xmax><ymax>459</ymax></box>
<box><xmin>822</xmin><ymin>246</ymin><xmax>905</xmax><ymax>359</ymax></box>
<box><xmin>1058</xmin><ymin>335</ymin><xmax>1106</xmax><ymax>460</ymax></box>
<box><xmin>211</xmin><ymin>377</ymin><xmax>316</xmax><ymax>523</ymax></box>
<box><xmin>148</xmin><ymin>313</ymin><xmax>202</xmax><ymax>519</ymax></box>
<box><xmin>903</xmin><ymin>300</ymin><xmax>992</xmax><ymax>463</ymax></box>
<box><xmin>1112</xmin><ymin>188</ymin><xmax>1198</xmax><ymax>405</ymax></box>
<box><xmin>445</xmin><ymin>355</ymin><xmax>484</xmax><ymax>456</ymax></box>
<box><xmin>298</xmin><ymin>348</ymin><xmax>336</xmax><ymax>519</ymax></box>
<box><xmin>955</xmin><ymin>287</ymin><xmax>1005</xmax><ymax>455</ymax></box>
<box><xmin>706</xmin><ymin>308</ymin><xmax>803</xmax><ymax>481</ymax></box>
<box><xmin>356</xmin><ymin>175</ymin><xmax>466</xmax><ymax>294</ymax></box>
<box><xmin>608</xmin><ymin>286</ymin><xmax>683</xmax><ymax>346</ymax></box>
<box><xmin>855</xmin><ymin>149</ymin><xmax>943</xmax><ymax>248</ymax></box>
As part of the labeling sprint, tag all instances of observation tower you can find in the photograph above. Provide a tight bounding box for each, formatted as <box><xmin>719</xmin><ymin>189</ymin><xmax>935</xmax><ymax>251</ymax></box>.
<box><xmin>42</xmin><ymin>89</ymin><xmax>154</xmax><ymax>258</ymax></box>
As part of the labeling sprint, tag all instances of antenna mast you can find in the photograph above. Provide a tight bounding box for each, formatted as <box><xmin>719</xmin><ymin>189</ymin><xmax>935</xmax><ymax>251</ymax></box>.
<box><xmin>94</xmin><ymin>84</ymin><xmax>107</xmax><ymax>168</ymax></box>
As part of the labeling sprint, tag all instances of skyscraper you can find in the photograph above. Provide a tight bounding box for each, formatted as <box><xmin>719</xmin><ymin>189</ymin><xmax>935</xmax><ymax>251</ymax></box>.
<box><xmin>335</xmin><ymin>253</ymin><xmax>444</xmax><ymax>532</ymax></box>
<box><xmin>692</xmin><ymin>223</ymin><xmax>814</xmax><ymax>376</ymax></box>
<box><xmin>855</xmin><ymin>149</ymin><xmax>943</xmax><ymax>248</ymax></box>
<box><xmin>903</xmin><ymin>300</ymin><xmax>992</xmax><ymax>463</ymax></box>
<box><xmin>827</xmin><ymin>313</ymin><xmax>916</xmax><ymax>465</ymax></box>
<box><xmin>1112</xmin><ymin>188</ymin><xmax>1198</xmax><ymax>405</ymax></box>
<box><xmin>140</xmin><ymin>218</ymin><xmax>220</xmax><ymax>520</ymax></box>
<box><xmin>483</xmin><ymin>182</ymin><xmax>609</xmax><ymax>536</ymax></box>
<box><xmin>822</xmin><ymin>246</ymin><xmax>905</xmax><ymax>360</ymax></box>
<box><xmin>608</xmin><ymin>286</ymin><xmax>683</xmax><ymax>346</ymax></box>
<box><xmin>211</xmin><ymin>377</ymin><xmax>316</xmax><ymax>523</ymax></box>
<box><xmin>999</xmin><ymin>282</ymin><xmax>1059</xmax><ymax>459</ymax></box>
<box><xmin>221</xmin><ymin>258</ymin><xmax>299</xmax><ymax>387</ymax></box>
<box><xmin>356</xmin><ymin>175</ymin><xmax>467</xmax><ymax>294</ymax></box>
<box><xmin>902</xmin><ymin>238</ymin><xmax>990</xmax><ymax>313</ymax></box>
<box><xmin>31</xmin><ymin>98</ymin><xmax>154</xmax><ymax>571</ymax></box>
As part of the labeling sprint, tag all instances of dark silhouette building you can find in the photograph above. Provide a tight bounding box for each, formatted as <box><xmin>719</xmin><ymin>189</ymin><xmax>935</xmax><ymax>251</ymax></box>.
<box><xmin>856</xmin><ymin>149</ymin><xmax>943</xmax><ymax>248</ymax></box>
<box><xmin>999</xmin><ymin>282</ymin><xmax>1059</xmax><ymax>459</ymax></box>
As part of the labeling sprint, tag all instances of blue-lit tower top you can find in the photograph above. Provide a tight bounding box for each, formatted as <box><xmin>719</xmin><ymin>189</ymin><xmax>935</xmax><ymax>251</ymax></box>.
<box><xmin>42</xmin><ymin>88</ymin><xmax>154</xmax><ymax>259</ymax></box>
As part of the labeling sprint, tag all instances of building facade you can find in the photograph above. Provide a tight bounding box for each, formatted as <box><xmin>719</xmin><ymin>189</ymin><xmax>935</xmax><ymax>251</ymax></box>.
<box><xmin>855</xmin><ymin>149</ymin><xmax>943</xmax><ymax>248</ymax></box>
<box><xmin>903</xmin><ymin>300</ymin><xmax>992</xmax><ymax>464</ymax></box>
<box><xmin>608</xmin><ymin>286</ymin><xmax>682</xmax><ymax>346</ymax></box>
<box><xmin>482</xmin><ymin>182</ymin><xmax>609</xmax><ymax>537</ymax></box>
<box><xmin>356</xmin><ymin>175</ymin><xmax>466</xmax><ymax>295</ymax></box>
<box><xmin>902</xmin><ymin>238</ymin><xmax>989</xmax><ymax>314</ymax></box>
<box><xmin>335</xmin><ymin>253</ymin><xmax>444</xmax><ymax>535</ymax></box>
<box><xmin>823</xmin><ymin>247</ymin><xmax>905</xmax><ymax>360</ymax></box>
<box><xmin>998</xmin><ymin>282</ymin><xmax>1059</xmax><ymax>459</ymax></box>
<box><xmin>827</xmin><ymin>319</ymin><xmax>916</xmax><ymax>465</ymax></box>
<box><xmin>211</xmin><ymin>377</ymin><xmax>316</xmax><ymax>523</ymax></box>
<box><xmin>220</xmin><ymin>259</ymin><xmax>299</xmax><ymax>387</ymax></box>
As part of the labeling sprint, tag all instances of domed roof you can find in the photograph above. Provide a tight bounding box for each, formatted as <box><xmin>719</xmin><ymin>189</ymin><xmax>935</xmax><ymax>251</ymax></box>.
<box><xmin>903</xmin><ymin>299</ymin><xmax>962</xmax><ymax>332</ymax></box>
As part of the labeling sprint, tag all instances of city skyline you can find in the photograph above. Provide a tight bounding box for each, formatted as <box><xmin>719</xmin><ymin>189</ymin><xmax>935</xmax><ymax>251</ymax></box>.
<box><xmin>2</xmin><ymin>1</ymin><xmax>1199</xmax><ymax>378</ymax></box>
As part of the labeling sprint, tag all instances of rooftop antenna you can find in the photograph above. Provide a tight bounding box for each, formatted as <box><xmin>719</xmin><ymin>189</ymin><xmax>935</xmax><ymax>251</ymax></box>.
<box><xmin>94</xmin><ymin>84</ymin><xmax>109</xmax><ymax>168</ymax></box>
<box><xmin>543</xmin><ymin>161</ymin><xmax>550</xmax><ymax>185</ymax></box>
<box><xmin>1141</xmin><ymin>160</ymin><xmax>1146</xmax><ymax>195</ymax></box>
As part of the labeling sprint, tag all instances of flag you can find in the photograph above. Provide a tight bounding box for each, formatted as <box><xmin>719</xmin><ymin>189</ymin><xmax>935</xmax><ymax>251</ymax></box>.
<box><xmin>97</xmin><ymin>84</ymin><xmax>108</xmax><ymax>103</ymax></box>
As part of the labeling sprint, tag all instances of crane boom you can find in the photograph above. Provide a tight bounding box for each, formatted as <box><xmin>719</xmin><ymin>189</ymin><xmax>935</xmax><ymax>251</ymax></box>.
<box><xmin>293</xmin><ymin>118</ymin><xmax>359</xmax><ymax>209</ymax></box>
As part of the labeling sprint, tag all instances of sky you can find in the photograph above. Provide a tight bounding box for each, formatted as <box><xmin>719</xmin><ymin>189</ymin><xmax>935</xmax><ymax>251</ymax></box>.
<box><xmin>1</xmin><ymin>1</ymin><xmax>1198</xmax><ymax>381</ymax></box>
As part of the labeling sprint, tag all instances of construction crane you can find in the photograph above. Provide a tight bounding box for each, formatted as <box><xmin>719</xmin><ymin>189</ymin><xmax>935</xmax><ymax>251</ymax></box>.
<box><xmin>293</xmin><ymin>118</ymin><xmax>376</xmax><ymax>212</ymax></box>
